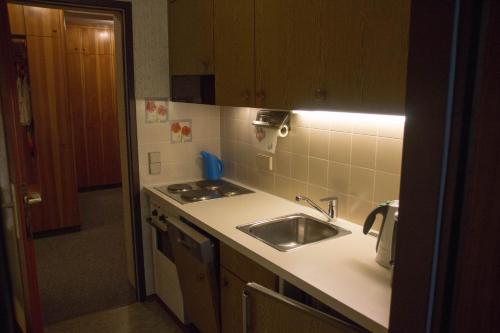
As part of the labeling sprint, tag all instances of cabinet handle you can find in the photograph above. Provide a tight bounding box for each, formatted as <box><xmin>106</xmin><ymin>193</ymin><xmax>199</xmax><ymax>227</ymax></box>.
<box><xmin>202</xmin><ymin>60</ymin><xmax>210</xmax><ymax>72</ymax></box>
<box><xmin>315</xmin><ymin>88</ymin><xmax>326</xmax><ymax>100</ymax></box>
<box><xmin>242</xmin><ymin>90</ymin><xmax>250</xmax><ymax>104</ymax></box>
<box><xmin>222</xmin><ymin>277</ymin><xmax>229</xmax><ymax>287</ymax></box>
<box><xmin>256</xmin><ymin>91</ymin><xmax>265</xmax><ymax>105</ymax></box>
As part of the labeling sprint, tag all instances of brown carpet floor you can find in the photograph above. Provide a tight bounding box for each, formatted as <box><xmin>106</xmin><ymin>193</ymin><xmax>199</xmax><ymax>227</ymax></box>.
<box><xmin>35</xmin><ymin>188</ymin><xmax>136</xmax><ymax>325</ymax></box>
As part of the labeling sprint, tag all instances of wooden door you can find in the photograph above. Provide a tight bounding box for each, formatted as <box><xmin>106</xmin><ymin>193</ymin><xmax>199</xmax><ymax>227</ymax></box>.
<box><xmin>98</xmin><ymin>54</ymin><xmax>121</xmax><ymax>184</ymax></box>
<box><xmin>66</xmin><ymin>23</ymin><xmax>120</xmax><ymax>189</ymax></box>
<box><xmin>255</xmin><ymin>0</ymin><xmax>321</xmax><ymax>109</ymax></box>
<box><xmin>220</xmin><ymin>267</ymin><xmax>246</xmax><ymax>333</ymax></box>
<box><xmin>7</xmin><ymin>3</ymin><xmax>25</xmax><ymax>35</ymax></box>
<box><xmin>168</xmin><ymin>0</ymin><xmax>214</xmax><ymax>75</ymax></box>
<box><xmin>361</xmin><ymin>0</ymin><xmax>410</xmax><ymax>112</ymax></box>
<box><xmin>83</xmin><ymin>54</ymin><xmax>105</xmax><ymax>186</ymax></box>
<box><xmin>66</xmin><ymin>52</ymin><xmax>88</xmax><ymax>187</ymax></box>
<box><xmin>214</xmin><ymin>0</ymin><xmax>255</xmax><ymax>107</ymax></box>
<box><xmin>23</xmin><ymin>6</ymin><xmax>62</xmax><ymax>37</ymax></box>
<box><xmin>0</xmin><ymin>1</ymin><xmax>42</xmax><ymax>331</ymax></box>
<box><xmin>26</xmin><ymin>34</ymin><xmax>79</xmax><ymax>232</ymax></box>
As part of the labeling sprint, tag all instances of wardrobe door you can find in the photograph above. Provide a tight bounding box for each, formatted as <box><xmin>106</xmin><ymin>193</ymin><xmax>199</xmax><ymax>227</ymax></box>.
<box><xmin>66</xmin><ymin>52</ymin><xmax>89</xmax><ymax>188</ymax></box>
<box><xmin>26</xmin><ymin>35</ymin><xmax>79</xmax><ymax>232</ymax></box>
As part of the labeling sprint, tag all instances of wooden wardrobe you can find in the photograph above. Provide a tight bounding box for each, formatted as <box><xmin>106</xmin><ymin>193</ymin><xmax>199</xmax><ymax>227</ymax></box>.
<box><xmin>65</xmin><ymin>20</ymin><xmax>121</xmax><ymax>189</ymax></box>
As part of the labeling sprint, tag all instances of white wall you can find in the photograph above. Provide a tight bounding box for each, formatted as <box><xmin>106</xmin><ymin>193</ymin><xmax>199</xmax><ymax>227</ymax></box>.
<box><xmin>129</xmin><ymin>0</ymin><xmax>221</xmax><ymax>295</ymax></box>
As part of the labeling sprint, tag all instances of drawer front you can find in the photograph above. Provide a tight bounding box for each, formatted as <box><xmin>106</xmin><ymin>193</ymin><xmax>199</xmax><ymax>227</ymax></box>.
<box><xmin>220</xmin><ymin>242</ymin><xmax>277</xmax><ymax>290</ymax></box>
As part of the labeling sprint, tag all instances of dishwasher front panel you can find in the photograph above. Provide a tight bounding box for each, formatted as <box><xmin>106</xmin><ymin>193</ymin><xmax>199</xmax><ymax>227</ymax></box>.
<box><xmin>167</xmin><ymin>216</ymin><xmax>220</xmax><ymax>333</ymax></box>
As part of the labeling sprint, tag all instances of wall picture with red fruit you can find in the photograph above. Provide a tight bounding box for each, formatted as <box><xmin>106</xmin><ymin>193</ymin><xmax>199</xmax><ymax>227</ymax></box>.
<box><xmin>170</xmin><ymin>120</ymin><xmax>192</xmax><ymax>143</ymax></box>
<box><xmin>145</xmin><ymin>98</ymin><xmax>168</xmax><ymax>123</ymax></box>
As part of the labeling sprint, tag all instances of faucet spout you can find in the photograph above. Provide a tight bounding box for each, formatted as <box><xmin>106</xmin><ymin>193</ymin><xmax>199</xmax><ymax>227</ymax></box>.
<box><xmin>295</xmin><ymin>195</ymin><xmax>333</xmax><ymax>223</ymax></box>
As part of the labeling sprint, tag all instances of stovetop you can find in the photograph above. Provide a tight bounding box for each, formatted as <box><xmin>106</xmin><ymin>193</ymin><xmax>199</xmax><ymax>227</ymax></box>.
<box><xmin>155</xmin><ymin>179</ymin><xmax>254</xmax><ymax>204</ymax></box>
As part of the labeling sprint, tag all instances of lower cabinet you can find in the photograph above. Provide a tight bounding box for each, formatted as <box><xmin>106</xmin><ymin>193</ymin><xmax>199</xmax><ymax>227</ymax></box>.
<box><xmin>220</xmin><ymin>267</ymin><xmax>246</xmax><ymax>333</ymax></box>
<box><xmin>219</xmin><ymin>243</ymin><xmax>278</xmax><ymax>333</ymax></box>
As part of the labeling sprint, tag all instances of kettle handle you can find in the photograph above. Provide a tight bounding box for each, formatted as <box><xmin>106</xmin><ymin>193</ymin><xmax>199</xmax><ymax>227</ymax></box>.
<box><xmin>218</xmin><ymin>159</ymin><xmax>224</xmax><ymax>177</ymax></box>
<box><xmin>363</xmin><ymin>205</ymin><xmax>389</xmax><ymax>235</ymax></box>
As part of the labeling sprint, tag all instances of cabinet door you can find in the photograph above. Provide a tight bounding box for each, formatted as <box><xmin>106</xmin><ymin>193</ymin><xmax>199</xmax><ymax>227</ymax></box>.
<box><xmin>220</xmin><ymin>267</ymin><xmax>246</xmax><ymax>333</ymax></box>
<box><xmin>26</xmin><ymin>35</ymin><xmax>79</xmax><ymax>232</ymax></box>
<box><xmin>83</xmin><ymin>27</ymin><xmax>114</xmax><ymax>55</ymax></box>
<box><xmin>244</xmin><ymin>283</ymin><xmax>363</xmax><ymax>333</ymax></box>
<box><xmin>319</xmin><ymin>0</ymin><xmax>364</xmax><ymax>111</ymax></box>
<box><xmin>361</xmin><ymin>0</ymin><xmax>410</xmax><ymax>112</ymax></box>
<box><xmin>168</xmin><ymin>0</ymin><xmax>214</xmax><ymax>75</ymax></box>
<box><xmin>24</xmin><ymin>6</ymin><xmax>62</xmax><ymax>37</ymax></box>
<box><xmin>255</xmin><ymin>0</ymin><xmax>321</xmax><ymax>109</ymax></box>
<box><xmin>7</xmin><ymin>3</ymin><xmax>25</xmax><ymax>35</ymax></box>
<box><xmin>214</xmin><ymin>0</ymin><xmax>255</xmax><ymax>107</ymax></box>
<box><xmin>65</xmin><ymin>25</ymin><xmax>82</xmax><ymax>53</ymax></box>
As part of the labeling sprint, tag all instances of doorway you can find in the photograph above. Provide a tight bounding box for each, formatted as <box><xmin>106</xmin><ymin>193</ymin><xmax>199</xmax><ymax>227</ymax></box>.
<box><xmin>2</xmin><ymin>1</ymin><xmax>143</xmax><ymax>331</ymax></box>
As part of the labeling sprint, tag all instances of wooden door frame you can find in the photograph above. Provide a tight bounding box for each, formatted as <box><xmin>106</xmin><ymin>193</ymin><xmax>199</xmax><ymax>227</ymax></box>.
<box><xmin>390</xmin><ymin>0</ymin><xmax>495</xmax><ymax>332</ymax></box>
<box><xmin>4</xmin><ymin>0</ymin><xmax>146</xmax><ymax>301</ymax></box>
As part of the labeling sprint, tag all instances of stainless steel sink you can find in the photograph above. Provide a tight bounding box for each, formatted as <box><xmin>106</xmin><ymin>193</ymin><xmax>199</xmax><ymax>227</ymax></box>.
<box><xmin>237</xmin><ymin>213</ymin><xmax>351</xmax><ymax>251</ymax></box>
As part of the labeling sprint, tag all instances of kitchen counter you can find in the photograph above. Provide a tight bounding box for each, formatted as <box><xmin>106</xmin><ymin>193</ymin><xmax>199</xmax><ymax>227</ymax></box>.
<box><xmin>144</xmin><ymin>179</ymin><xmax>392</xmax><ymax>333</ymax></box>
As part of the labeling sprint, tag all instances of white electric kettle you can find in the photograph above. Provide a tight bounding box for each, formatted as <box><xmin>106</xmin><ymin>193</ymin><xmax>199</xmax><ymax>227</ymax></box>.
<box><xmin>363</xmin><ymin>200</ymin><xmax>399</xmax><ymax>269</ymax></box>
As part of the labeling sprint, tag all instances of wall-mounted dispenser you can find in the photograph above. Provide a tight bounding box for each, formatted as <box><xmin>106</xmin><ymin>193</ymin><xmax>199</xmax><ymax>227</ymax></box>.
<box><xmin>251</xmin><ymin>110</ymin><xmax>290</xmax><ymax>154</ymax></box>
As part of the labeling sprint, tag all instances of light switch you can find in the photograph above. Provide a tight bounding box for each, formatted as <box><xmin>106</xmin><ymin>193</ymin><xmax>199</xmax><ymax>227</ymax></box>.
<box><xmin>256</xmin><ymin>153</ymin><xmax>273</xmax><ymax>171</ymax></box>
<box><xmin>149</xmin><ymin>162</ymin><xmax>161</xmax><ymax>175</ymax></box>
<box><xmin>148</xmin><ymin>151</ymin><xmax>161</xmax><ymax>164</ymax></box>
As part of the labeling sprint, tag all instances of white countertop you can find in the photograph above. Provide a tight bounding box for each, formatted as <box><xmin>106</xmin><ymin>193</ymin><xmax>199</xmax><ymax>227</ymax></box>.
<box><xmin>144</xmin><ymin>179</ymin><xmax>392</xmax><ymax>333</ymax></box>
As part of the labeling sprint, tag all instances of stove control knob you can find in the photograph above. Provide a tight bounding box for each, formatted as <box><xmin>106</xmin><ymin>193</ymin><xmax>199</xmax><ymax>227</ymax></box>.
<box><xmin>152</xmin><ymin>209</ymin><xmax>158</xmax><ymax>216</ymax></box>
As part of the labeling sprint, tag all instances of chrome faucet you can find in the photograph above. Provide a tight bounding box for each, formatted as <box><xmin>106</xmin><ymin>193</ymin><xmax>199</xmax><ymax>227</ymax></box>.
<box><xmin>295</xmin><ymin>195</ymin><xmax>338</xmax><ymax>222</ymax></box>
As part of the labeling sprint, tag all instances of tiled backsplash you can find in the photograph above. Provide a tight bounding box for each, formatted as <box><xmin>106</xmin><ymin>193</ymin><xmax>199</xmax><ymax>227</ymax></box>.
<box><xmin>221</xmin><ymin>107</ymin><xmax>404</xmax><ymax>226</ymax></box>
<box><xmin>137</xmin><ymin>101</ymin><xmax>221</xmax><ymax>185</ymax></box>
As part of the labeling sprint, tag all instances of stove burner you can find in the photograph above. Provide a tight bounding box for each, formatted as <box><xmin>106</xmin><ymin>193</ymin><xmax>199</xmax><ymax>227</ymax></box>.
<box><xmin>181</xmin><ymin>189</ymin><xmax>220</xmax><ymax>202</ymax></box>
<box><xmin>196</xmin><ymin>180</ymin><xmax>225</xmax><ymax>191</ymax></box>
<box><xmin>218</xmin><ymin>185</ymin><xmax>242</xmax><ymax>197</ymax></box>
<box><xmin>167</xmin><ymin>183</ymin><xmax>193</xmax><ymax>193</ymax></box>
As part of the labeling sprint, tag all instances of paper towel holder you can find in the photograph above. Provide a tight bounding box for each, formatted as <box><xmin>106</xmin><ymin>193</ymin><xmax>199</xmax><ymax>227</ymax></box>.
<box><xmin>252</xmin><ymin>110</ymin><xmax>291</xmax><ymax>131</ymax></box>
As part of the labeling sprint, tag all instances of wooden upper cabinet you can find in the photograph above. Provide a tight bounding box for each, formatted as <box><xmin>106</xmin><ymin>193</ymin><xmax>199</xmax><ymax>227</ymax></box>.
<box><xmin>66</xmin><ymin>25</ymin><xmax>114</xmax><ymax>55</ymax></box>
<box><xmin>319</xmin><ymin>0</ymin><xmax>364</xmax><ymax>111</ymax></box>
<box><xmin>255</xmin><ymin>0</ymin><xmax>321</xmax><ymax>110</ymax></box>
<box><xmin>24</xmin><ymin>6</ymin><xmax>62</xmax><ymax>37</ymax></box>
<box><xmin>361</xmin><ymin>0</ymin><xmax>410</xmax><ymax>112</ymax></box>
<box><xmin>168</xmin><ymin>0</ymin><xmax>214</xmax><ymax>75</ymax></box>
<box><xmin>214</xmin><ymin>0</ymin><xmax>255</xmax><ymax>107</ymax></box>
<box><xmin>7</xmin><ymin>4</ymin><xmax>26</xmax><ymax>35</ymax></box>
